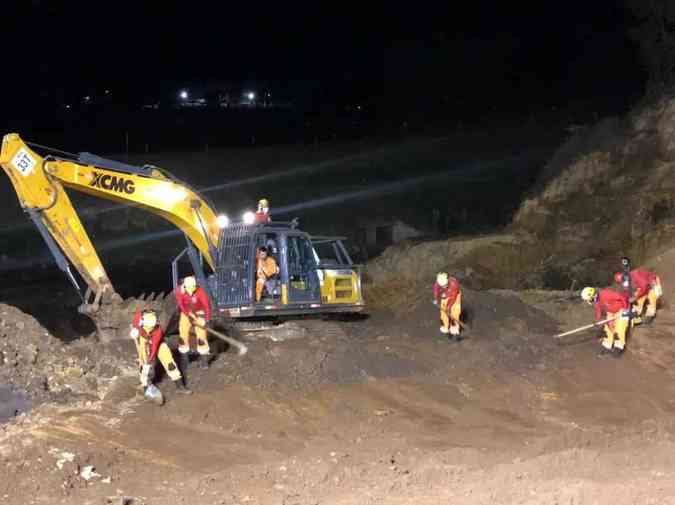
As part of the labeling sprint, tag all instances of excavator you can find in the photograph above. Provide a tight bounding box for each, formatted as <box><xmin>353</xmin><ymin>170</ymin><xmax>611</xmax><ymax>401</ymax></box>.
<box><xmin>0</xmin><ymin>133</ymin><xmax>364</xmax><ymax>342</ymax></box>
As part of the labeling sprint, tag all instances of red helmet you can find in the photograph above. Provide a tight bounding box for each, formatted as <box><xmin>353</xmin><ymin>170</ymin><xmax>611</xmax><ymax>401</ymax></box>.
<box><xmin>613</xmin><ymin>272</ymin><xmax>623</xmax><ymax>284</ymax></box>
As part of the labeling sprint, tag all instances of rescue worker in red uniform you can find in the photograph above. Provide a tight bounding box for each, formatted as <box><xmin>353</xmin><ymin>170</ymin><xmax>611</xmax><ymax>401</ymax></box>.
<box><xmin>175</xmin><ymin>275</ymin><xmax>212</xmax><ymax>376</ymax></box>
<box><xmin>130</xmin><ymin>309</ymin><xmax>191</xmax><ymax>395</ymax></box>
<box><xmin>613</xmin><ymin>269</ymin><xmax>662</xmax><ymax>324</ymax></box>
<box><xmin>433</xmin><ymin>272</ymin><xmax>462</xmax><ymax>339</ymax></box>
<box><xmin>581</xmin><ymin>287</ymin><xmax>630</xmax><ymax>356</ymax></box>
<box><xmin>254</xmin><ymin>198</ymin><xmax>271</xmax><ymax>224</ymax></box>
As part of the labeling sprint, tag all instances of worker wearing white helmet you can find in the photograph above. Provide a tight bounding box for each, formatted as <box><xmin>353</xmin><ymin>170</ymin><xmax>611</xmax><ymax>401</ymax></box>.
<box><xmin>130</xmin><ymin>308</ymin><xmax>191</xmax><ymax>399</ymax></box>
<box><xmin>254</xmin><ymin>197</ymin><xmax>271</xmax><ymax>224</ymax></box>
<box><xmin>432</xmin><ymin>272</ymin><xmax>462</xmax><ymax>339</ymax></box>
<box><xmin>175</xmin><ymin>275</ymin><xmax>212</xmax><ymax>377</ymax></box>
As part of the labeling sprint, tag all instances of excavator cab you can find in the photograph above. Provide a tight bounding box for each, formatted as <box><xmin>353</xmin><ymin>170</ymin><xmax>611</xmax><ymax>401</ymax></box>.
<box><xmin>173</xmin><ymin>221</ymin><xmax>364</xmax><ymax>322</ymax></box>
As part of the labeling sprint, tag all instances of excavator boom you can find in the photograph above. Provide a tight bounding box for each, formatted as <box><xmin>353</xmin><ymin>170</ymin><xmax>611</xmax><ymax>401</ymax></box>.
<box><xmin>0</xmin><ymin>133</ymin><xmax>222</xmax><ymax>312</ymax></box>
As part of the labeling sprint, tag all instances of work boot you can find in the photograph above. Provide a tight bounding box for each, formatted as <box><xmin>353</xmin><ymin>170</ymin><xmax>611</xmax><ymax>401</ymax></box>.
<box><xmin>199</xmin><ymin>354</ymin><xmax>210</xmax><ymax>370</ymax></box>
<box><xmin>178</xmin><ymin>352</ymin><xmax>190</xmax><ymax>370</ymax></box>
<box><xmin>597</xmin><ymin>347</ymin><xmax>612</xmax><ymax>358</ymax></box>
<box><xmin>178</xmin><ymin>352</ymin><xmax>190</xmax><ymax>383</ymax></box>
<box><xmin>174</xmin><ymin>379</ymin><xmax>192</xmax><ymax>395</ymax></box>
<box><xmin>612</xmin><ymin>346</ymin><xmax>625</xmax><ymax>357</ymax></box>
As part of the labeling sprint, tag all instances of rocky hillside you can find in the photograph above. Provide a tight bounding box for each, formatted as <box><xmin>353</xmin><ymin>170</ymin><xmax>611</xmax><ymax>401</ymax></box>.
<box><xmin>513</xmin><ymin>96</ymin><xmax>675</xmax><ymax>286</ymax></box>
<box><xmin>366</xmin><ymin>96</ymin><xmax>675</xmax><ymax>298</ymax></box>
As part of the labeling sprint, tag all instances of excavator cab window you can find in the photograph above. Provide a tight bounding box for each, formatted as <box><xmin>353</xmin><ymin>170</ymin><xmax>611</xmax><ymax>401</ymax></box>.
<box><xmin>284</xmin><ymin>234</ymin><xmax>321</xmax><ymax>303</ymax></box>
<box><xmin>256</xmin><ymin>233</ymin><xmax>279</xmax><ymax>260</ymax></box>
<box><xmin>312</xmin><ymin>240</ymin><xmax>352</xmax><ymax>268</ymax></box>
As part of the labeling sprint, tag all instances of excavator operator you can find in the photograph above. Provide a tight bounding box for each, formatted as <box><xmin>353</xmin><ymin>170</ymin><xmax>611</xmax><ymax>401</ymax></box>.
<box><xmin>256</xmin><ymin>246</ymin><xmax>279</xmax><ymax>302</ymax></box>
<box><xmin>175</xmin><ymin>275</ymin><xmax>212</xmax><ymax>374</ymax></box>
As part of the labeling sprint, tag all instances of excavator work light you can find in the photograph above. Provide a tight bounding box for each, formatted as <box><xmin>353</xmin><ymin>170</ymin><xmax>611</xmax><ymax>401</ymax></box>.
<box><xmin>216</xmin><ymin>214</ymin><xmax>230</xmax><ymax>228</ymax></box>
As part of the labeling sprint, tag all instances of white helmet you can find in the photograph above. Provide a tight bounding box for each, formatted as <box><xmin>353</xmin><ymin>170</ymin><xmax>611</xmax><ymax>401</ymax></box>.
<box><xmin>183</xmin><ymin>275</ymin><xmax>197</xmax><ymax>294</ymax></box>
<box><xmin>581</xmin><ymin>287</ymin><xmax>597</xmax><ymax>304</ymax></box>
<box><xmin>141</xmin><ymin>310</ymin><xmax>158</xmax><ymax>331</ymax></box>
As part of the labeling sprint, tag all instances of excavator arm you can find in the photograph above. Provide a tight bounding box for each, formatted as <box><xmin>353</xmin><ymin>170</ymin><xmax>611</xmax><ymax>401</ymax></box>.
<box><xmin>0</xmin><ymin>133</ymin><xmax>223</xmax><ymax>313</ymax></box>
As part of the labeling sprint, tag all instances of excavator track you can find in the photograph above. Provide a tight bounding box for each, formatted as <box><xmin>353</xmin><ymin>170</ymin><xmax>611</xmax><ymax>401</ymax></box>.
<box><xmin>230</xmin><ymin>318</ymin><xmax>349</xmax><ymax>342</ymax></box>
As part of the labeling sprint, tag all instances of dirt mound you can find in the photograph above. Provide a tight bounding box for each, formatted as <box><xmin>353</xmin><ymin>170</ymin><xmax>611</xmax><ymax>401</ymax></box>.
<box><xmin>362</xmin><ymin>278</ymin><xmax>562</xmax><ymax>379</ymax></box>
<box><xmin>365</xmin><ymin>234</ymin><xmax>535</xmax><ymax>290</ymax></box>
<box><xmin>0</xmin><ymin>303</ymin><xmax>133</xmax><ymax>411</ymax></box>
<box><xmin>218</xmin><ymin>322</ymin><xmax>430</xmax><ymax>390</ymax></box>
<box><xmin>202</xmin><ymin>284</ymin><xmax>560</xmax><ymax>394</ymax></box>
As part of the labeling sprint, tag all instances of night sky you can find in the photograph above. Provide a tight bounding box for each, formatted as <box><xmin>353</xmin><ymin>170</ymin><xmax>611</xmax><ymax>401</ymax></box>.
<box><xmin>0</xmin><ymin>1</ymin><xmax>643</xmax><ymax>120</ymax></box>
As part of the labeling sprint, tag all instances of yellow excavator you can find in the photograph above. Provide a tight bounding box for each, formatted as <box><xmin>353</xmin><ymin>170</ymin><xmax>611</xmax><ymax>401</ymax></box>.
<box><xmin>0</xmin><ymin>133</ymin><xmax>364</xmax><ymax>341</ymax></box>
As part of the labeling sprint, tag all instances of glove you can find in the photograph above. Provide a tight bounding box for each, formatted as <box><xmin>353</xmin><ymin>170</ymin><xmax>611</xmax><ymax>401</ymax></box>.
<box><xmin>130</xmin><ymin>327</ymin><xmax>139</xmax><ymax>339</ymax></box>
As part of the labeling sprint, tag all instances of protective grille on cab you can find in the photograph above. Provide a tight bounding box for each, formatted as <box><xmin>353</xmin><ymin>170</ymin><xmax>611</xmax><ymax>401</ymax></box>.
<box><xmin>216</xmin><ymin>223</ymin><xmax>254</xmax><ymax>307</ymax></box>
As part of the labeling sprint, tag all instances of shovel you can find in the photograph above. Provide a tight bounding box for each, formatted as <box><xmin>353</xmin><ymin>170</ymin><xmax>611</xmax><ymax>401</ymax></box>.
<box><xmin>205</xmin><ymin>326</ymin><xmax>249</xmax><ymax>356</ymax></box>
<box><xmin>190</xmin><ymin>316</ymin><xmax>248</xmax><ymax>355</ymax></box>
<box><xmin>553</xmin><ymin>316</ymin><xmax>618</xmax><ymax>339</ymax></box>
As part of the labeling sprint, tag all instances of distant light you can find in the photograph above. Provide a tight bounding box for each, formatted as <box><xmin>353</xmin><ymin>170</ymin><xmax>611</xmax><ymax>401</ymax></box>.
<box><xmin>356</xmin><ymin>105</ymin><xmax>361</xmax><ymax>110</ymax></box>
<box><xmin>243</xmin><ymin>211</ymin><xmax>255</xmax><ymax>225</ymax></box>
<box><xmin>84</xmin><ymin>96</ymin><xmax>91</xmax><ymax>102</ymax></box>
<box><xmin>216</xmin><ymin>214</ymin><xmax>230</xmax><ymax>228</ymax></box>
<box><xmin>179</xmin><ymin>90</ymin><xmax>189</xmax><ymax>100</ymax></box>
<box><xmin>104</xmin><ymin>89</ymin><xmax>110</xmax><ymax>94</ymax></box>
<box><xmin>247</xmin><ymin>92</ymin><xmax>255</xmax><ymax>101</ymax></box>
<box><xmin>65</xmin><ymin>104</ymin><xmax>71</xmax><ymax>109</ymax></box>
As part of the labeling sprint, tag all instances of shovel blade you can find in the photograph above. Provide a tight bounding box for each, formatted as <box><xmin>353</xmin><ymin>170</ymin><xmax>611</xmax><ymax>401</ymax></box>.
<box><xmin>144</xmin><ymin>384</ymin><xmax>164</xmax><ymax>406</ymax></box>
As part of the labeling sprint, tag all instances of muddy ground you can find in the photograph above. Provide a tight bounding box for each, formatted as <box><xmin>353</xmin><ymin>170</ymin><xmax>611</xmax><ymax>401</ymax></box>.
<box><xmin>0</xmin><ymin>248</ymin><xmax>674</xmax><ymax>504</ymax></box>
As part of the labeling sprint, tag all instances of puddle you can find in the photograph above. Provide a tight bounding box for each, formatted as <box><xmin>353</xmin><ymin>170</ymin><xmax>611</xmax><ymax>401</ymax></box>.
<box><xmin>0</xmin><ymin>385</ymin><xmax>31</xmax><ymax>423</ymax></box>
